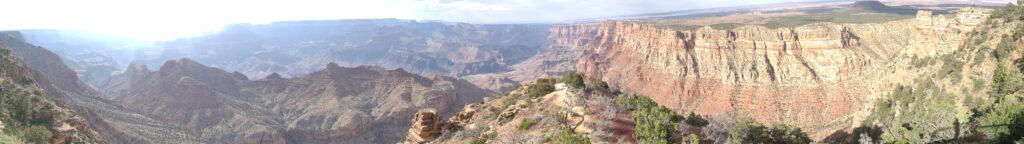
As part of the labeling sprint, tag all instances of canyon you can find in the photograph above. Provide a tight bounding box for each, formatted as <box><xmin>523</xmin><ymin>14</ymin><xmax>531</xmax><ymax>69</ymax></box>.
<box><xmin>101</xmin><ymin>58</ymin><xmax>494</xmax><ymax>143</ymax></box>
<box><xmin>1</xmin><ymin>1</ymin><xmax>1019</xmax><ymax>143</ymax></box>
<box><xmin>397</xmin><ymin>4</ymin><xmax>1007</xmax><ymax>142</ymax></box>
<box><xmin>137</xmin><ymin>19</ymin><xmax>549</xmax><ymax>79</ymax></box>
<box><xmin>4</xmin><ymin>30</ymin><xmax>495</xmax><ymax>143</ymax></box>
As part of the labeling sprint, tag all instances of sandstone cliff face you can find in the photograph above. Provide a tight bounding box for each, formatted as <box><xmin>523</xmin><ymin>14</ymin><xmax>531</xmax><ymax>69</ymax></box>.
<box><xmin>107</xmin><ymin>58</ymin><xmax>494</xmax><ymax>143</ymax></box>
<box><xmin>551</xmin><ymin>8</ymin><xmax>990</xmax><ymax>139</ymax></box>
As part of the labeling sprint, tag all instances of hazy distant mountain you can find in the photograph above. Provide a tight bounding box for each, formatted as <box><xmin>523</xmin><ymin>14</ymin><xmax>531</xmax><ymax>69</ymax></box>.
<box><xmin>17</xmin><ymin>30</ymin><xmax>149</xmax><ymax>88</ymax></box>
<box><xmin>103</xmin><ymin>58</ymin><xmax>494</xmax><ymax>143</ymax></box>
<box><xmin>131</xmin><ymin>19</ymin><xmax>550</xmax><ymax>82</ymax></box>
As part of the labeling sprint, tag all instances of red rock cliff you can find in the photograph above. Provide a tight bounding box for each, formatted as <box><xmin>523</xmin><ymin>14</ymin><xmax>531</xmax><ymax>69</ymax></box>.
<box><xmin>561</xmin><ymin>20</ymin><xmax>921</xmax><ymax>138</ymax></box>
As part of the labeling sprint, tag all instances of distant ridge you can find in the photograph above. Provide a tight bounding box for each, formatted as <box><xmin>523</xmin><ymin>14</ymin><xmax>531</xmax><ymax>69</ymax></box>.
<box><xmin>848</xmin><ymin>0</ymin><xmax>918</xmax><ymax>14</ymax></box>
<box><xmin>850</xmin><ymin>1</ymin><xmax>890</xmax><ymax>11</ymax></box>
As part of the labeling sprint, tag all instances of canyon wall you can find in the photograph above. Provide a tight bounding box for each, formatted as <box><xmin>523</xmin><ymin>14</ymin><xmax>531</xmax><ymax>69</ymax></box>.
<box><xmin>555</xmin><ymin>8</ymin><xmax>989</xmax><ymax>138</ymax></box>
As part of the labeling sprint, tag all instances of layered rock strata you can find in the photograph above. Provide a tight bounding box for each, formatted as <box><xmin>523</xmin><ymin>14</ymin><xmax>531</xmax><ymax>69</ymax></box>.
<box><xmin>403</xmin><ymin>109</ymin><xmax>443</xmax><ymax>144</ymax></box>
<box><xmin>552</xmin><ymin>8</ymin><xmax>990</xmax><ymax>139</ymax></box>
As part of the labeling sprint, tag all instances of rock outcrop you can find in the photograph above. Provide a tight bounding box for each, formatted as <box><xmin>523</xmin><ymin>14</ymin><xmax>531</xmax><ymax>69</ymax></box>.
<box><xmin>403</xmin><ymin>109</ymin><xmax>443</xmax><ymax>144</ymax></box>
<box><xmin>402</xmin><ymin>79</ymin><xmax>642</xmax><ymax>143</ymax></box>
<box><xmin>911</xmin><ymin>8</ymin><xmax>992</xmax><ymax>57</ymax></box>
<box><xmin>547</xmin><ymin>8</ymin><xmax>990</xmax><ymax>139</ymax></box>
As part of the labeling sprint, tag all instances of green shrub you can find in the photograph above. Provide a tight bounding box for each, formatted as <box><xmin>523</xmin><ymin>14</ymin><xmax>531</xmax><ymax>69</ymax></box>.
<box><xmin>498</xmin><ymin>94</ymin><xmax>523</xmax><ymax>112</ymax></box>
<box><xmin>615</xmin><ymin>94</ymin><xmax>679</xmax><ymax>143</ymax></box>
<box><xmin>552</xmin><ymin>129</ymin><xmax>590</xmax><ymax>144</ymax></box>
<box><xmin>527</xmin><ymin>79</ymin><xmax>557</xmax><ymax>99</ymax></box>
<box><xmin>978</xmin><ymin>94</ymin><xmax>1024</xmax><ymax>143</ymax></box>
<box><xmin>973</xmin><ymin>48</ymin><xmax>989</xmax><ymax>66</ymax></box>
<box><xmin>917</xmin><ymin>55</ymin><xmax>933</xmax><ymax>67</ymax></box>
<box><xmin>992</xmin><ymin>63</ymin><xmax>1024</xmax><ymax>97</ymax></box>
<box><xmin>562</xmin><ymin>72</ymin><xmax>585</xmax><ymax>89</ymax></box>
<box><xmin>589</xmin><ymin>78</ymin><xmax>609</xmax><ymax>90</ymax></box>
<box><xmin>881</xmin><ymin>125</ymin><xmax>918</xmax><ymax>143</ymax></box>
<box><xmin>633</xmin><ymin>105</ymin><xmax>678</xmax><ymax>143</ymax></box>
<box><xmin>993</xmin><ymin>37</ymin><xmax>1018</xmax><ymax>61</ymax></box>
<box><xmin>518</xmin><ymin>118</ymin><xmax>534</xmax><ymax>131</ymax></box>
<box><xmin>866</xmin><ymin>100</ymin><xmax>893</xmax><ymax>122</ymax></box>
<box><xmin>687</xmin><ymin>134</ymin><xmax>700</xmax><ymax>144</ymax></box>
<box><xmin>0</xmin><ymin>133</ymin><xmax>21</xmax><ymax>144</ymax></box>
<box><xmin>544</xmin><ymin>110</ymin><xmax>569</xmax><ymax>128</ymax></box>
<box><xmin>729</xmin><ymin>119</ymin><xmax>811</xmax><ymax>144</ymax></box>
<box><xmin>614</xmin><ymin>94</ymin><xmax>658</xmax><ymax>110</ymax></box>
<box><xmin>6</xmin><ymin>94</ymin><xmax>34</xmax><ymax>126</ymax></box>
<box><xmin>21</xmin><ymin>125</ymin><xmax>51</xmax><ymax>144</ymax></box>
<box><xmin>469</xmin><ymin>138</ymin><xmax>487</xmax><ymax>144</ymax></box>
<box><xmin>891</xmin><ymin>85</ymin><xmax>914</xmax><ymax>107</ymax></box>
<box><xmin>824</xmin><ymin>125</ymin><xmax>883</xmax><ymax>143</ymax></box>
<box><xmin>770</xmin><ymin>124</ymin><xmax>812</xmax><ymax>144</ymax></box>
<box><xmin>938</xmin><ymin>54</ymin><xmax>965</xmax><ymax>82</ymax></box>
<box><xmin>730</xmin><ymin>119</ymin><xmax>771</xmax><ymax>143</ymax></box>
<box><xmin>991</xmin><ymin>3</ymin><xmax>1024</xmax><ymax>21</ymax></box>
<box><xmin>684</xmin><ymin>112</ymin><xmax>709</xmax><ymax>127</ymax></box>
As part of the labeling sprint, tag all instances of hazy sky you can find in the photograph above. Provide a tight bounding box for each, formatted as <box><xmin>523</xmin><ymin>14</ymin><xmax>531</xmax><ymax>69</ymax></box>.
<box><xmin>0</xmin><ymin>0</ymin><xmax>827</xmax><ymax>40</ymax></box>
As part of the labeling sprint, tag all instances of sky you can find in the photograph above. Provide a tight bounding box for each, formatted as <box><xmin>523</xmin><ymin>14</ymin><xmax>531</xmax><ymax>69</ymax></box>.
<box><xmin>0</xmin><ymin>0</ymin><xmax>855</xmax><ymax>40</ymax></box>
